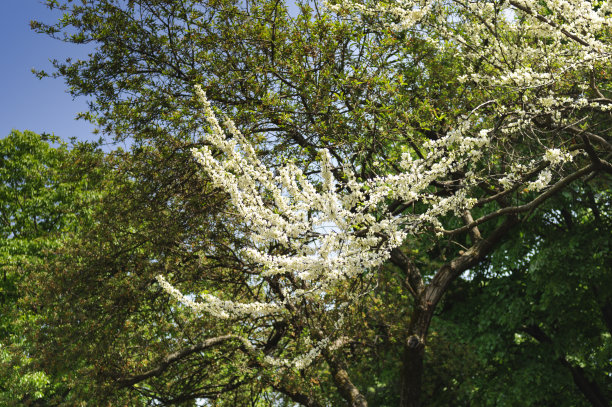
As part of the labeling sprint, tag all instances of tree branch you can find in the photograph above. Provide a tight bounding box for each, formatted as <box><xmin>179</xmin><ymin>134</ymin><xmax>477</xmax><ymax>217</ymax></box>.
<box><xmin>508</xmin><ymin>1</ymin><xmax>590</xmax><ymax>47</ymax></box>
<box><xmin>390</xmin><ymin>248</ymin><xmax>425</xmax><ymax>299</ymax></box>
<box><xmin>325</xmin><ymin>353</ymin><xmax>368</xmax><ymax>407</ymax></box>
<box><xmin>442</xmin><ymin>164</ymin><xmax>595</xmax><ymax>236</ymax></box>
<box><xmin>462</xmin><ymin>209</ymin><xmax>482</xmax><ymax>243</ymax></box>
<box><xmin>425</xmin><ymin>215</ymin><xmax>520</xmax><ymax>309</ymax></box>
<box><xmin>116</xmin><ymin>334</ymin><xmax>251</xmax><ymax>387</ymax></box>
<box><xmin>271</xmin><ymin>383</ymin><xmax>324</xmax><ymax>407</ymax></box>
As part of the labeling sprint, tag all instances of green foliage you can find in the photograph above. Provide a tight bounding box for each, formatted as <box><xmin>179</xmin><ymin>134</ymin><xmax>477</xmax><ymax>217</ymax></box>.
<box><xmin>435</xmin><ymin>183</ymin><xmax>612</xmax><ymax>406</ymax></box>
<box><xmin>0</xmin><ymin>130</ymin><xmax>104</xmax><ymax>404</ymax></box>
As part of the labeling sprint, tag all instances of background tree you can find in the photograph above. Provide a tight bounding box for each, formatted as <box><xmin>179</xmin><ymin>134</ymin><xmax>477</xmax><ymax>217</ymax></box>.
<box><xmin>0</xmin><ymin>130</ymin><xmax>105</xmax><ymax>405</ymax></box>
<box><xmin>433</xmin><ymin>183</ymin><xmax>612</xmax><ymax>407</ymax></box>
<box><xmin>32</xmin><ymin>0</ymin><xmax>465</xmax><ymax>163</ymax></box>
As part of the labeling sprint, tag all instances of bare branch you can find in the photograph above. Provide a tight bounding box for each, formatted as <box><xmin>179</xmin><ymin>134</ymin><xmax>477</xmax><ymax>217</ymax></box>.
<box><xmin>508</xmin><ymin>0</ymin><xmax>590</xmax><ymax>47</ymax></box>
<box><xmin>567</xmin><ymin>125</ymin><xmax>612</xmax><ymax>152</ymax></box>
<box><xmin>116</xmin><ymin>335</ymin><xmax>252</xmax><ymax>387</ymax></box>
<box><xmin>442</xmin><ymin>164</ymin><xmax>596</xmax><ymax>236</ymax></box>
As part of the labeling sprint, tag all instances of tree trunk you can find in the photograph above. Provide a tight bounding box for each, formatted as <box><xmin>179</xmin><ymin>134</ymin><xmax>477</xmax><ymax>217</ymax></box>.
<box><xmin>400</xmin><ymin>338</ymin><xmax>425</xmax><ymax>407</ymax></box>
<box><xmin>398</xmin><ymin>216</ymin><xmax>519</xmax><ymax>407</ymax></box>
<box><xmin>399</xmin><ymin>305</ymin><xmax>434</xmax><ymax>407</ymax></box>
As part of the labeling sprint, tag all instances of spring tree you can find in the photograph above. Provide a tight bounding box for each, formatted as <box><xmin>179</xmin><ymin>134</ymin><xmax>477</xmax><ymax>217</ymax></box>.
<box><xmin>156</xmin><ymin>1</ymin><xmax>612</xmax><ymax>406</ymax></box>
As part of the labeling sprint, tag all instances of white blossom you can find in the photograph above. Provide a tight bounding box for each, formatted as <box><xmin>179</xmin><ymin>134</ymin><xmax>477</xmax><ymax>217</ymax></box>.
<box><xmin>545</xmin><ymin>148</ymin><xmax>573</xmax><ymax>166</ymax></box>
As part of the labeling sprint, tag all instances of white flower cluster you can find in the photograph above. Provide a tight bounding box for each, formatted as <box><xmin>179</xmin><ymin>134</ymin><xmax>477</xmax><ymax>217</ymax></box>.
<box><xmin>156</xmin><ymin>82</ymin><xmax>582</xmax><ymax>367</ymax></box>
<box><xmin>156</xmin><ymin>275</ymin><xmax>282</xmax><ymax>319</ymax></box>
<box><xmin>526</xmin><ymin>169</ymin><xmax>553</xmax><ymax>192</ymax></box>
<box><xmin>326</xmin><ymin>0</ymin><xmax>431</xmax><ymax>30</ymax></box>
<box><xmin>524</xmin><ymin>148</ymin><xmax>574</xmax><ymax>191</ymax></box>
<box><xmin>544</xmin><ymin>148</ymin><xmax>574</xmax><ymax>166</ymax></box>
<box><xmin>327</xmin><ymin>0</ymin><xmax>608</xmax><ymax>197</ymax></box>
<box><xmin>264</xmin><ymin>337</ymin><xmax>330</xmax><ymax>370</ymax></box>
<box><xmin>158</xmin><ymin>87</ymin><xmax>499</xmax><ymax>323</ymax></box>
<box><xmin>332</xmin><ymin>0</ymin><xmax>612</xmax><ymax>116</ymax></box>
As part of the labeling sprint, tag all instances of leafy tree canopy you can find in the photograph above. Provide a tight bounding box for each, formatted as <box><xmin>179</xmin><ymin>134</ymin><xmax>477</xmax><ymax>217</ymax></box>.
<box><xmin>0</xmin><ymin>130</ymin><xmax>105</xmax><ymax>405</ymax></box>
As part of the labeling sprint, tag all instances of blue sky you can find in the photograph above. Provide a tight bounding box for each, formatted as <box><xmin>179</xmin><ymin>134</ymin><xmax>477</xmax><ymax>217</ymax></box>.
<box><xmin>1</xmin><ymin>1</ymin><xmax>98</xmax><ymax>142</ymax></box>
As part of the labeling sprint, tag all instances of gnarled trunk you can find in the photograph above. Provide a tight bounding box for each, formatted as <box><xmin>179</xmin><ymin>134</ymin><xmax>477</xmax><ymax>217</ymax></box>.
<box><xmin>398</xmin><ymin>216</ymin><xmax>519</xmax><ymax>407</ymax></box>
<box><xmin>399</xmin><ymin>302</ymin><xmax>435</xmax><ymax>407</ymax></box>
